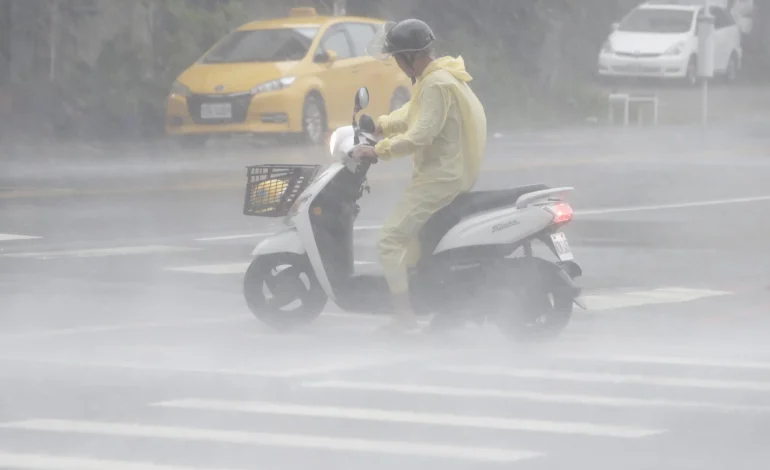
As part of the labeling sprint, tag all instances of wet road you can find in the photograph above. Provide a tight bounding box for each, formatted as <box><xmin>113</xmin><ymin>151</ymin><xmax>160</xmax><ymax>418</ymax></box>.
<box><xmin>2</xmin><ymin>126</ymin><xmax>770</xmax><ymax>469</ymax></box>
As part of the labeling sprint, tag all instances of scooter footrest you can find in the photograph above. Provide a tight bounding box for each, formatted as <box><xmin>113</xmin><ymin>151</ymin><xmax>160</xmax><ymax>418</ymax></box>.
<box><xmin>335</xmin><ymin>275</ymin><xmax>393</xmax><ymax>314</ymax></box>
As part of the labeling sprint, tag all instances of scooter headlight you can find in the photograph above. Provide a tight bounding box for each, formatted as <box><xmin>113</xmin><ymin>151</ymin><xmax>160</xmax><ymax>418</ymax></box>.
<box><xmin>329</xmin><ymin>130</ymin><xmax>338</xmax><ymax>156</ymax></box>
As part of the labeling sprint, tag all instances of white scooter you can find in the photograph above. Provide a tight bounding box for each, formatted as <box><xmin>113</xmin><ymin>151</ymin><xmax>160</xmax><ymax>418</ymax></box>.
<box><xmin>242</xmin><ymin>87</ymin><xmax>584</xmax><ymax>340</ymax></box>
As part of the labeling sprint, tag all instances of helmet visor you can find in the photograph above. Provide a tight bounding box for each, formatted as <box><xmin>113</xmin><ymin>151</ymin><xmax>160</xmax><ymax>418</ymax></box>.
<box><xmin>365</xmin><ymin>21</ymin><xmax>397</xmax><ymax>61</ymax></box>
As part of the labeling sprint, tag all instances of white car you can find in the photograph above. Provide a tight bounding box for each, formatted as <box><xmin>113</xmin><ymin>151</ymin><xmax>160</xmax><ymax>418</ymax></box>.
<box><xmin>598</xmin><ymin>1</ymin><xmax>743</xmax><ymax>85</ymax></box>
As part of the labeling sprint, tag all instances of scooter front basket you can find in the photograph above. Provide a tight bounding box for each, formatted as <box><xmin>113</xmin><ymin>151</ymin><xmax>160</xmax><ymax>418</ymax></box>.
<box><xmin>243</xmin><ymin>164</ymin><xmax>321</xmax><ymax>217</ymax></box>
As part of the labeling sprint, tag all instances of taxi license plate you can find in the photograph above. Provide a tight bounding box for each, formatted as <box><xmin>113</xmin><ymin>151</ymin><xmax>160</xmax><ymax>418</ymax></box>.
<box><xmin>550</xmin><ymin>232</ymin><xmax>573</xmax><ymax>261</ymax></box>
<box><xmin>200</xmin><ymin>102</ymin><xmax>232</xmax><ymax>120</ymax></box>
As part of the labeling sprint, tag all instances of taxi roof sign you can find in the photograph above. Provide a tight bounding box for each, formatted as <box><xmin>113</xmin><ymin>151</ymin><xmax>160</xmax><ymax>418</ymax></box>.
<box><xmin>289</xmin><ymin>7</ymin><xmax>318</xmax><ymax>17</ymax></box>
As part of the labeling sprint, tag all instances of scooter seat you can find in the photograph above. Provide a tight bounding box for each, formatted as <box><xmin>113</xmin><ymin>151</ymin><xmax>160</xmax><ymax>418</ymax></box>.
<box><xmin>420</xmin><ymin>183</ymin><xmax>550</xmax><ymax>256</ymax></box>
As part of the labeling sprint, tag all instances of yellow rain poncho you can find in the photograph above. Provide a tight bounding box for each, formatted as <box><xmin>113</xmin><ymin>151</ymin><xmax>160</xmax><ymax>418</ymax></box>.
<box><xmin>374</xmin><ymin>55</ymin><xmax>487</xmax><ymax>294</ymax></box>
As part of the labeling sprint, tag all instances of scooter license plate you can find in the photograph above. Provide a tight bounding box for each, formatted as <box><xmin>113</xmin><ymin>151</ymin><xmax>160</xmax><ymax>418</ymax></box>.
<box><xmin>550</xmin><ymin>232</ymin><xmax>574</xmax><ymax>261</ymax></box>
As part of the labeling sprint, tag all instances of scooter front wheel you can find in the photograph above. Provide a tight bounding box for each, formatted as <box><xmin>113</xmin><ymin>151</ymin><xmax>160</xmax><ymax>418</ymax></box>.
<box><xmin>243</xmin><ymin>253</ymin><xmax>328</xmax><ymax>331</ymax></box>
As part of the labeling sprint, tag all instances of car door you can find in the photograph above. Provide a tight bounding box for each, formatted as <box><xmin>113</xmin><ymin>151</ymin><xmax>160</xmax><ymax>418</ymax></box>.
<box><xmin>717</xmin><ymin>6</ymin><xmax>742</xmax><ymax>58</ymax></box>
<box><xmin>313</xmin><ymin>23</ymin><xmax>356</xmax><ymax>129</ymax></box>
<box><xmin>711</xmin><ymin>7</ymin><xmax>738</xmax><ymax>71</ymax></box>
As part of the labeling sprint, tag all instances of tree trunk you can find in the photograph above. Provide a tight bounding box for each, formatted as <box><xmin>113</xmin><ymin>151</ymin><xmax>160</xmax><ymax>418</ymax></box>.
<box><xmin>49</xmin><ymin>0</ymin><xmax>58</xmax><ymax>82</ymax></box>
<box><xmin>0</xmin><ymin>0</ymin><xmax>10</xmax><ymax>85</ymax></box>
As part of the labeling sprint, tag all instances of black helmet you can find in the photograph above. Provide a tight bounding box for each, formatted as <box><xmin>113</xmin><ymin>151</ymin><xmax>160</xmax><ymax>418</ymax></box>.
<box><xmin>367</xmin><ymin>19</ymin><xmax>436</xmax><ymax>60</ymax></box>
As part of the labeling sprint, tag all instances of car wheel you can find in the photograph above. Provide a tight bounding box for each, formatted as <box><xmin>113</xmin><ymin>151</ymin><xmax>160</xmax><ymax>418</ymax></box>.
<box><xmin>684</xmin><ymin>56</ymin><xmax>698</xmax><ymax>87</ymax></box>
<box><xmin>302</xmin><ymin>93</ymin><xmax>326</xmax><ymax>146</ymax></box>
<box><xmin>390</xmin><ymin>87</ymin><xmax>411</xmax><ymax>112</ymax></box>
<box><xmin>724</xmin><ymin>52</ymin><xmax>739</xmax><ymax>84</ymax></box>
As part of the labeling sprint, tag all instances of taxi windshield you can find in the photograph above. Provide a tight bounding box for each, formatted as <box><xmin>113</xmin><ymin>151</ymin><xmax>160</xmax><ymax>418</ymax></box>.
<box><xmin>202</xmin><ymin>27</ymin><xmax>319</xmax><ymax>64</ymax></box>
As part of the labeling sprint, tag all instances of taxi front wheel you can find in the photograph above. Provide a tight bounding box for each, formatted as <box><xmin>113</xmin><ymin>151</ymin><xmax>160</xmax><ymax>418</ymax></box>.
<box><xmin>302</xmin><ymin>93</ymin><xmax>326</xmax><ymax>145</ymax></box>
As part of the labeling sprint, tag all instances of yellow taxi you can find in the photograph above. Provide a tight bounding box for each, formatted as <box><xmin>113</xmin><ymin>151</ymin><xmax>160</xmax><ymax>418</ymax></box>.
<box><xmin>165</xmin><ymin>7</ymin><xmax>412</xmax><ymax>147</ymax></box>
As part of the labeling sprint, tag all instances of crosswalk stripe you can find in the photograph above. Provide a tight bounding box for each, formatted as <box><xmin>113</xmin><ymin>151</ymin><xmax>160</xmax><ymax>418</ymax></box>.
<box><xmin>3</xmin><ymin>245</ymin><xmax>201</xmax><ymax>259</ymax></box>
<box><xmin>0</xmin><ymin>452</ymin><xmax>241</xmax><ymax>470</ymax></box>
<box><xmin>195</xmin><ymin>225</ymin><xmax>383</xmax><ymax>242</ymax></box>
<box><xmin>0</xmin><ymin>349</ymin><xmax>467</xmax><ymax>378</ymax></box>
<box><xmin>581</xmin><ymin>287</ymin><xmax>730</xmax><ymax>311</ymax></box>
<box><xmin>434</xmin><ymin>366</ymin><xmax>770</xmax><ymax>391</ymax></box>
<box><xmin>165</xmin><ymin>262</ymin><xmax>250</xmax><ymax>274</ymax></box>
<box><xmin>0</xmin><ymin>233</ymin><xmax>41</xmax><ymax>241</ymax></box>
<box><xmin>166</xmin><ymin>260</ymin><xmax>374</xmax><ymax>274</ymax></box>
<box><xmin>302</xmin><ymin>380</ymin><xmax>770</xmax><ymax>413</ymax></box>
<box><xmin>153</xmin><ymin>399</ymin><xmax>663</xmax><ymax>438</ymax></box>
<box><xmin>160</xmin><ymin>262</ymin><xmax>734</xmax><ymax>311</ymax></box>
<box><xmin>556</xmin><ymin>354</ymin><xmax>770</xmax><ymax>370</ymax></box>
<box><xmin>0</xmin><ymin>419</ymin><xmax>542</xmax><ymax>463</ymax></box>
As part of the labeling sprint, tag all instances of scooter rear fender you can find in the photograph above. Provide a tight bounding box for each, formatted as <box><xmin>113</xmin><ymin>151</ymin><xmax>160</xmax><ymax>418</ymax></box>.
<box><xmin>252</xmin><ymin>228</ymin><xmax>306</xmax><ymax>257</ymax></box>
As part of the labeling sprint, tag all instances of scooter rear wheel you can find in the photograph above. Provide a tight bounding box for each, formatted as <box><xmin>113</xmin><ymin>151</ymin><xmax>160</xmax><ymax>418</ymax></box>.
<box><xmin>498</xmin><ymin>282</ymin><xmax>573</xmax><ymax>341</ymax></box>
<box><xmin>243</xmin><ymin>253</ymin><xmax>328</xmax><ymax>331</ymax></box>
<box><xmin>491</xmin><ymin>259</ymin><xmax>574</xmax><ymax>341</ymax></box>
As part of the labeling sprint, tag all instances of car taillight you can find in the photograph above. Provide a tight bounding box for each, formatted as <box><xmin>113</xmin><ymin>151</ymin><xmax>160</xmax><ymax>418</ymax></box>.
<box><xmin>547</xmin><ymin>202</ymin><xmax>573</xmax><ymax>224</ymax></box>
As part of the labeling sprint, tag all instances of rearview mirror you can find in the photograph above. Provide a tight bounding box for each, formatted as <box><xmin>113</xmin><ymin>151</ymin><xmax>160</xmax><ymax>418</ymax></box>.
<box><xmin>355</xmin><ymin>87</ymin><xmax>370</xmax><ymax>111</ymax></box>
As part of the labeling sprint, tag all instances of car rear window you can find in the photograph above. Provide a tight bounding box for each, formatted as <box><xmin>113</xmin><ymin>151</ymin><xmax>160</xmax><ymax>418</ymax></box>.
<box><xmin>202</xmin><ymin>27</ymin><xmax>319</xmax><ymax>63</ymax></box>
<box><xmin>619</xmin><ymin>8</ymin><xmax>695</xmax><ymax>33</ymax></box>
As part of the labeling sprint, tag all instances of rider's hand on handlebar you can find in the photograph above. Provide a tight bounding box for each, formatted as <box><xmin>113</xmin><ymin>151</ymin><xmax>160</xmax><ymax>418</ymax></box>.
<box><xmin>350</xmin><ymin>144</ymin><xmax>378</xmax><ymax>162</ymax></box>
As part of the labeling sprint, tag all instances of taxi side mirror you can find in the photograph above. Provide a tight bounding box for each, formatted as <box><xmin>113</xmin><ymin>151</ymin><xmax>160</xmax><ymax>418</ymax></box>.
<box><xmin>315</xmin><ymin>49</ymin><xmax>338</xmax><ymax>64</ymax></box>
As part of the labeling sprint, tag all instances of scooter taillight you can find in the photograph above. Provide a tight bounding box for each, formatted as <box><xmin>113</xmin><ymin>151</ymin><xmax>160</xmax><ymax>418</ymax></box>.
<box><xmin>547</xmin><ymin>202</ymin><xmax>573</xmax><ymax>224</ymax></box>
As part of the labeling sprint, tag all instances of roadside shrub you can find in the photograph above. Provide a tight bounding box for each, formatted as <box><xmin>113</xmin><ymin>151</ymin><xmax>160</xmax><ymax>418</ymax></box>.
<box><xmin>53</xmin><ymin>0</ymin><xmax>249</xmax><ymax>141</ymax></box>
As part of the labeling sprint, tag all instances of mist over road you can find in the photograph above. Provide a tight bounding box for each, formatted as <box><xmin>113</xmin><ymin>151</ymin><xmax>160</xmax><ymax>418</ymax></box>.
<box><xmin>2</xmin><ymin>126</ymin><xmax>770</xmax><ymax>469</ymax></box>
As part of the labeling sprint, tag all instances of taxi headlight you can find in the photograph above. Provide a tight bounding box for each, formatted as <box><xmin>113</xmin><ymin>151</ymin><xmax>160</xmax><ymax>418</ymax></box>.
<box><xmin>251</xmin><ymin>77</ymin><xmax>296</xmax><ymax>95</ymax></box>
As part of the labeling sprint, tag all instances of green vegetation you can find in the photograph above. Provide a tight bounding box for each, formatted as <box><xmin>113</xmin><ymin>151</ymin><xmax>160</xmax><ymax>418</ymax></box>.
<box><xmin>3</xmin><ymin>0</ymin><xmax>768</xmax><ymax>141</ymax></box>
<box><xmin>58</xmin><ymin>0</ymin><xmax>249</xmax><ymax>139</ymax></box>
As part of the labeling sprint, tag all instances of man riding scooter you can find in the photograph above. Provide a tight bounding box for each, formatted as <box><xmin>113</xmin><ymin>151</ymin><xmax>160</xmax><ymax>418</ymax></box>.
<box><xmin>351</xmin><ymin>19</ymin><xmax>488</xmax><ymax>334</ymax></box>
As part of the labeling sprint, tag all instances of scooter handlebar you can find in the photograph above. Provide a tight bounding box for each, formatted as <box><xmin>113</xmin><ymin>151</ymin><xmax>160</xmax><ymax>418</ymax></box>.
<box><xmin>359</xmin><ymin>114</ymin><xmax>376</xmax><ymax>134</ymax></box>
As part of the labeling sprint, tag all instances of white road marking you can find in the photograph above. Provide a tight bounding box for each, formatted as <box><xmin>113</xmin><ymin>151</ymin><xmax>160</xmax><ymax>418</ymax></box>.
<box><xmin>0</xmin><ymin>316</ymin><xmax>252</xmax><ymax>340</ymax></box>
<box><xmin>0</xmin><ymin>311</ymin><xmax>416</xmax><ymax>341</ymax></box>
<box><xmin>0</xmin><ymin>419</ymin><xmax>542</xmax><ymax>463</ymax></box>
<box><xmin>577</xmin><ymin>195</ymin><xmax>770</xmax><ymax>216</ymax></box>
<box><xmin>0</xmin><ymin>350</ymin><xmax>466</xmax><ymax>378</ymax></box>
<box><xmin>434</xmin><ymin>366</ymin><xmax>770</xmax><ymax>391</ymax></box>
<box><xmin>0</xmin><ymin>286</ymin><xmax>726</xmax><ymax>342</ymax></box>
<box><xmin>0</xmin><ymin>452</ymin><xmax>242</xmax><ymax>470</ymax></box>
<box><xmin>3</xmin><ymin>245</ymin><xmax>201</xmax><ymax>259</ymax></box>
<box><xmin>195</xmin><ymin>225</ymin><xmax>384</xmax><ymax>242</ymax></box>
<box><xmin>196</xmin><ymin>195</ymin><xmax>770</xmax><ymax>242</ymax></box>
<box><xmin>0</xmin><ymin>356</ymin><xmax>295</xmax><ymax>377</ymax></box>
<box><xmin>166</xmin><ymin>260</ymin><xmax>374</xmax><ymax>274</ymax></box>
<box><xmin>0</xmin><ymin>233</ymin><xmax>41</xmax><ymax>241</ymax></box>
<box><xmin>303</xmin><ymin>380</ymin><xmax>770</xmax><ymax>413</ymax></box>
<box><xmin>581</xmin><ymin>287</ymin><xmax>731</xmax><ymax>311</ymax></box>
<box><xmin>166</xmin><ymin>262</ymin><xmax>251</xmax><ymax>274</ymax></box>
<box><xmin>501</xmin><ymin>139</ymin><xmax>591</xmax><ymax>148</ymax></box>
<box><xmin>559</xmin><ymin>354</ymin><xmax>770</xmax><ymax>371</ymax></box>
<box><xmin>194</xmin><ymin>233</ymin><xmax>276</xmax><ymax>241</ymax></box>
<box><xmin>154</xmin><ymin>399</ymin><xmax>662</xmax><ymax>438</ymax></box>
